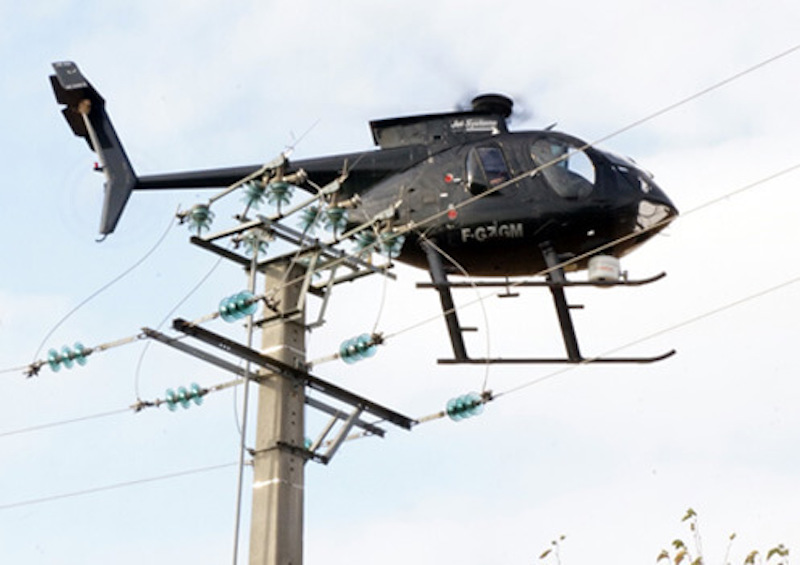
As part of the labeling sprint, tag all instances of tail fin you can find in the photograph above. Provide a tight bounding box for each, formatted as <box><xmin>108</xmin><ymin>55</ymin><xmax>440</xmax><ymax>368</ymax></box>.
<box><xmin>50</xmin><ymin>61</ymin><xmax>138</xmax><ymax>236</ymax></box>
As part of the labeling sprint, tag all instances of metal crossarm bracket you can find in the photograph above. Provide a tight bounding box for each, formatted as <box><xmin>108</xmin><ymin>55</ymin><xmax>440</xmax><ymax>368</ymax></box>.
<box><xmin>143</xmin><ymin>327</ymin><xmax>395</xmax><ymax>438</ymax></box>
<box><xmin>171</xmin><ymin>318</ymin><xmax>415</xmax><ymax>431</ymax></box>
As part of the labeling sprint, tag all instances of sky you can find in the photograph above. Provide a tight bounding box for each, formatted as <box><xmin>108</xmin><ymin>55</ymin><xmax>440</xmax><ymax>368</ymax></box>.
<box><xmin>2</xmin><ymin>1</ymin><xmax>800</xmax><ymax>564</ymax></box>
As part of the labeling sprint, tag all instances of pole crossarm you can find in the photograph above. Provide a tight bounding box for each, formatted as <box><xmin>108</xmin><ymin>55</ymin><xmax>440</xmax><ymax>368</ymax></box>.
<box><xmin>189</xmin><ymin>218</ymin><xmax>396</xmax><ymax>285</ymax></box>
<box><xmin>171</xmin><ymin>319</ymin><xmax>416</xmax><ymax>431</ymax></box>
<box><xmin>143</xmin><ymin>327</ymin><xmax>396</xmax><ymax>439</ymax></box>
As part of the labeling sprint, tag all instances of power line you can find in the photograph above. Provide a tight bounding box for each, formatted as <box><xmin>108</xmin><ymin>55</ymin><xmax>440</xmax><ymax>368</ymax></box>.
<box><xmin>228</xmin><ymin>41</ymin><xmax>800</xmax><ymax>359</ymax></box>
<box><xmin>493</xmin><ymin>273</ymin><xmax>800</xmax><ymax>400</ymax></box>
<box><xmin>18</xmin><ymin>37</ymin><xmax>800</xmax><ymax>379</ymax></box>
<box><xmin>30</xmin><ymin>211</ymin><xmax>176</xmax><ymax>365</ymax></box>
<box><xmin>0</xmin><ymin>462</ymin><xmax>237</xmax><ymax>512</ymax></box>
<box><xmin>4</xmin><ymin>41</ymin><xmax>799</xmax><ymax>419</ymax></box>
<box><xmin>0</xmin><ymin>407</ymin><xmax>130</xmax><ymax>439</ymax></box>
<box><xmin>383</xmin><ymin>159</ymin><xmax>800</xmax><ymax>344</ymax></box>
<box><xmin>134</xmin><ymin>255</ymin><xmax>225</xmax><ymax>399</ymax></box>
<box><xmin>0</xmin><ymin>377</ymin><xmax>243</xmax><ymax>441</ymax></box>
<box><xmin>4</xmin><ymin>270</ymin><xmax>798</xmax><ymax>511</ymax></box>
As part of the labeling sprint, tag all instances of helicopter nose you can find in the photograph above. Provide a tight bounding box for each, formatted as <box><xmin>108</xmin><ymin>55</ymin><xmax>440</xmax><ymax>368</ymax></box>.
<box><xmin>637</xmin><ymin>197</ymin><xmax>677</xmax><ymax>233</ymax></box>
<box><xmin>631</xmin><ymin>170</ymin><xmax>678</xmax><ymax>234</ymax></box>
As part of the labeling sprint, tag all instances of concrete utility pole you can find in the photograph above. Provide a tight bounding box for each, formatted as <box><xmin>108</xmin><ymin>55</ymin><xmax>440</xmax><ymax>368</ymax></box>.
<box><xmin>249</xmin><ymin>262</ymin><xmax>306</xmax><ymax>565</ymax></box>
<box><xmin>158</xmin><ymin>219</ymin><xmax>414</xmax><ymax>565</ymax></box>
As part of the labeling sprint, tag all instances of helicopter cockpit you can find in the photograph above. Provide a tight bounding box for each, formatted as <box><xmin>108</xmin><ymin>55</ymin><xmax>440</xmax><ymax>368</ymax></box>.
<box><xmin>465</xmin><ymin>146</ymin><xmax>511</xmax><ymax>195</ymax></box>
<box><xmin>529</xmin><ymin>138</ymin><xmax>596</xmax><ymax>200</ymax></box>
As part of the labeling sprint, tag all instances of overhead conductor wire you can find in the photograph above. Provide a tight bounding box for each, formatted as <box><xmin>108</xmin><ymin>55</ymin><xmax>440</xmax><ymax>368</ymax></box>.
<box><xmin>29</xmin><ymin>210</ymin><xmax>176</xmax><ymax>367</ymax></box>
<box><xmin>2</xmin><ymin>43</ymin><xmax>800</xmax><ymax>509</ymax></box>
<box><xmin>0</xmin><ymin>463</ymin><xmax>237</xmax><ymax>512</ymax></box>
<box><xmin>8</xmin><ymin>42</ymin><xmax>800</xmax><ymax>381</ymax></box>
<box><xmin>249</xmin><ymin>41</ymin><xmax>800</xmax><ymax>367</ymax></box>
<box><xmin>4</xmin><ymin>171</ymin><xmax>800</xmax><ymax>505</ymax></box>
<box><xmin>133</xmin><ymin>255</ymin><xmax>224</xmax><ymax>399</ymax></box>
<box><xmin>419</xmin><ymin>235</ymin><xmax>494</xmax><ymax>393</ymax></box>
<box><xmin>231</xmin><ymin>248</ymin><xmax>260</xmax><ymax>565</ymax></box>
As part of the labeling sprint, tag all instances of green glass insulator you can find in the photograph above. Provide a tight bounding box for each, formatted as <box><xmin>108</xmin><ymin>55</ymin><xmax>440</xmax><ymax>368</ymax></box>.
<box><xmin>235</xmin><ymin>291</ymin><xmax>257</xmax><ymax>316</ymax></box>
<box><xmin>339</xmin><ymin>334</ymin><xmax>378</xmax><ymax>364</ymax></box>
<box><xmin>188</xmin><ymin>204</ymin><xmax>214</xmax><ymax>233</ymax></box>
<box><xmin>358</xmin><ymin>334</ymin><xmax>377</xmax><ymax>358</ymax></box>
<box><xmin>446</xmin><ymin>392</ymin><xmax>484</xmax><ymax>422</ymax></box>
<box><xmin>446</xmin><ymin>397</ymin><xmax>465</xmax><ymax>421</ymax></box>
<box><xmin>190</xmin><ymin>383</ymin><xmax>204</xmax><ymax>406</ymax></box>
<box><xmin>47</xmin><ymin>349</ymin><xmax>62</xmax><ymax>372</ymax></box>
<box><xmin>73</xmin><ymin>342</ymin><xmax>88</xmax><ymax>366</ymax></box>
<box><xmin>60</xmin><ymin>346</ymin><xmax>75</xmax><ymax>369</ymax></box>
<box><xmin>356</xmin><ymin>231</ymin><xmax>378</xmax><ymax>252</ymax></box>
<box><xmin>380</xmin><ymin>233</ymin><xmax>406</xmax><ymax>258</ymax></box>
<box><xmin>324</xmin><ymin>207</ymin><xmax>347</xmax><ymax>232</ymax></box>
<box><xmin>299</xmin><ymin>206</ymin><xmax>321</xmax><ymax>233</ymax></box>
<box><xmin>339</xmin><ymin>338</ymin><xmax>358</xmax><ymax>364</ymax></box>
<box><xmin>465</xmin><ymin>392</ymin><xmax>484</xmax><ymax>417</ymax></box>
<box><xmin>243</xmin><ymin>180</ymin><xmax>266</xmax><ymax>208</ymax></box>
<box><xmin>165</xmin><ymin>389</ymin><xmax>178</xmax><ymax>412</ymax></box>
<box><xmin>267</xmin><ymin>182</ymin><xmax>293</xmax><ymax>206</ymax></box>
<box><xmin>177</xmin><ymin>386</ymin><xmax>190</xmax><ymax>409</ymax></box>
<box><xmin>242</xmin><ymin>232</ymin><xmax>268</xmax><ymax>257</ymax></box>
<box><xmin>219</xmin><ymin>296</ymin><xmax>238</xmax><ymax>322</ymax></box>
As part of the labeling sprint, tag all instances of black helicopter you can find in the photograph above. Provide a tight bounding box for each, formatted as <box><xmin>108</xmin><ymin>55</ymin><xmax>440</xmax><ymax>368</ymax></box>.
<box><xmin>50</xmin><ymin>61</ymin><xmax>678</xmax><ymax>365</ymax></box>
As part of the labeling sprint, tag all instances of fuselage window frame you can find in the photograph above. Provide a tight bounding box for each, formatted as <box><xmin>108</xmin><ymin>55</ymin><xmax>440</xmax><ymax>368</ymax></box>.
<box><xmin>530</xmin><ymin>138</ymin><xmax>595</xmax><ymax>200</ymax></box>
<box><xmin>466</xmin><ymin>145</ymin><xmax>511</xmax><ymax>196</ymax></box>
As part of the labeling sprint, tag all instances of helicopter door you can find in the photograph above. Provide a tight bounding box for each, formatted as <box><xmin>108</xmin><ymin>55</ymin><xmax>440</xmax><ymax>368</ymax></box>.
<box><xmin>466</xmin><ymin>146</ymin><xmax>510</xmax><ymax>195</ymax></box>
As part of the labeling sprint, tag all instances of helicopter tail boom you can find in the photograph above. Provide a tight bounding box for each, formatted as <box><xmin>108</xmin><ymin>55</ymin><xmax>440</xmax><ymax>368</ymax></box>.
<box><xmin>50</xmin><ymin>61</ymin><xmax>138</xmax><ymax>236</ymax></box>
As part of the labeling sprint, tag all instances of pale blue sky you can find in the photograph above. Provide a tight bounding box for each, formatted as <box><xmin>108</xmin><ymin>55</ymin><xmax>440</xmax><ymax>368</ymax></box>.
<box><xmin>2</xmin><ymin>1</ymin><xmax>800</xmax><ymax>564</ymax></box>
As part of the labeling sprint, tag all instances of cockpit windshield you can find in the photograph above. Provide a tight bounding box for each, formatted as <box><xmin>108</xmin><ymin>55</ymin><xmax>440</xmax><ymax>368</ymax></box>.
<box><xmin>530</xmin><ymin>138</ymin><xmax>595</xmax><ymax>199</ymax></box>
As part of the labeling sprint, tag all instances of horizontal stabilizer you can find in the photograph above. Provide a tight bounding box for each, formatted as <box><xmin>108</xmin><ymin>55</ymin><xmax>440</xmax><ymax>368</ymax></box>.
<box><xmin>50</xmin><ymin>61</ymin><xmax>138</xmax><ymax>236</ymax></box>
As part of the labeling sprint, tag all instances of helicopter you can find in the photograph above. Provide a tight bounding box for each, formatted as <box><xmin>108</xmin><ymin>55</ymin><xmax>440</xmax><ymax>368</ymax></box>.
<box><xmin>50</xmin><ymin>61</ymin><xmax>678</xmax><ymax>365</ymax></box>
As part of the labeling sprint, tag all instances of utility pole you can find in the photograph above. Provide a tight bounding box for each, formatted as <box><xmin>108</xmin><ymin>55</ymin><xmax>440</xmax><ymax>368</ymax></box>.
<box><xmin>152</xmin><ymin>207</ymin><xmax>415</xmax><ymax>565</ymax></box>
<box><xmin>249</xmin><ymin>261</ymin><xmax>306</xmax><ymax>565</ymax></box>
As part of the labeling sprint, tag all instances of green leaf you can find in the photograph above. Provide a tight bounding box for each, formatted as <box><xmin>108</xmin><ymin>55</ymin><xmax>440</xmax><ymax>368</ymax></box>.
<box><xmin>657</xmin><ymin>550</ymin><xmax>670</xmax><ymax>562</ymax></box>
<box><xmin>673</xmin><ymin>540</ymin><xmax>687</xmax><ymax>550</ymax></box>
<box><xmin>682</xmin><ymin>508</ymin><xmax>697</xmax><ymax>522</ymax></box>
<box><xmin>539</xmin><ymin>549</ymin><xmax>552</xmax><ymax>560</ymax></box>
<box><xmin>744</xmin><ymin>550</ymin><xmax>759</xmax><ymax>565</ymax></box>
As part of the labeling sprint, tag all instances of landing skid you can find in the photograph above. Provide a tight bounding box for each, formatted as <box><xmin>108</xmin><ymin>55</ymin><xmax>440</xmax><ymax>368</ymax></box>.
<box><xmin>419</xmin><ymin>239</ymin><xmax>675</xmax><ymax>365</ymax></box>
<box><xmin>437</xmin><ymin>351</ymin><xmax>677</xmax><ymax>365</ymax></box>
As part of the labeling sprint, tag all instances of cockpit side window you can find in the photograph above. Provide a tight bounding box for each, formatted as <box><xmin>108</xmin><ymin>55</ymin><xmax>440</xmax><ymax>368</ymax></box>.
<box><xmin>466</xmin><ymin>146</ymin><xmax>510</xmax><ymax>195</ymax></box>
<box><xmin>530</xmin><ymin>138</ymin><xmax>595</xmax><ymax>200</ymax></box>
